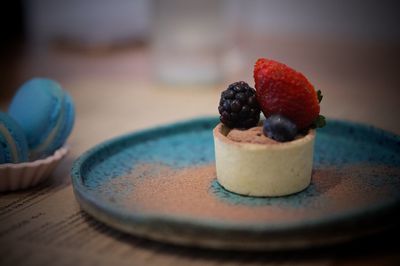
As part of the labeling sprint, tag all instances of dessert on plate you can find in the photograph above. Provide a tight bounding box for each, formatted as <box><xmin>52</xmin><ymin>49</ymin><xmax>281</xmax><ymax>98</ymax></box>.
<box><xmin>214</xmin><ymin>58</ymin><xmax>325</xmax><ymax>197</ymax></box>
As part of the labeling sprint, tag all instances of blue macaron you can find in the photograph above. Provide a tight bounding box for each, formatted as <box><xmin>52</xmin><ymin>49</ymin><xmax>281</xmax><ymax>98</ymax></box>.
<box><xmin>0</xmin><ymin>112</ymin><xmax>29</xmax><ymax>164</ymax></box>
<box><xmin>8</xmin><ymin>78</ymin><xmax>75</xmax><ymax>159</ymax></box>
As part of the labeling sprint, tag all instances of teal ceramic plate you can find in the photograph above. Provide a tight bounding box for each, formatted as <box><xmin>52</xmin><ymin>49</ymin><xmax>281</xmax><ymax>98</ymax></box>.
<box><xmin>71</xmin><ymin>117</ymin><xmax>400</xmax><ymax>250</ymax></box>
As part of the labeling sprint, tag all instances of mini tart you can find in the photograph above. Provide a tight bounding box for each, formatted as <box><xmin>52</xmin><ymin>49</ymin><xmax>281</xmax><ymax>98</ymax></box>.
<box><xmin>213</xmin><ymin>123</ymin><xmax>315</xmax><ymax>197</ymax></box>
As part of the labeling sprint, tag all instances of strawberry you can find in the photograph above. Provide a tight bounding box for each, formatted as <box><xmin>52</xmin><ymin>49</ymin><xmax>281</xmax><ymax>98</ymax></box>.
<box><xmin>254</xmin><ymin>58</ymin><xmax>321</xmax><ymax>130</ymax></box>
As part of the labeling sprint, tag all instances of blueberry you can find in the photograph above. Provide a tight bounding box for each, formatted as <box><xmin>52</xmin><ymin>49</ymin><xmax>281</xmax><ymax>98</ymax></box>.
<box><xmin>263</xmin><ymin>115</ymin><xmax>298</xmax><ymax>142</ymax></box>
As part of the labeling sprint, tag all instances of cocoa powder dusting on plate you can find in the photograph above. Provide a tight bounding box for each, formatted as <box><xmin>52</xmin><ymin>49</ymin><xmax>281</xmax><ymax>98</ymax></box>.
<box><xmin>92</xmin><ymin>161</ymin><xmax>400</xmax><ymax>225</ymax></box>
<box><xmin>93</xmin><ymin>162</ymin><xmax>400</xmax><ymax>225</ymax></box>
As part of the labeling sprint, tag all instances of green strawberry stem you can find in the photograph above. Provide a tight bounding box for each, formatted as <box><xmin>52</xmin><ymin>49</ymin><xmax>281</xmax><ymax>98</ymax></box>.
<box><xmin>317</xmin><ymin>90</ymin><xmax>323</xmax><ymax>103</ymax></box>
<box><xmin>311</xmin><ymin>90</ymin><xmax>325</xmax><ymax>128</ymax></box>
<box><xmin>311</xmin><ymin>115</ymin><xmax>326</xmax><ymax>128</ymax></box>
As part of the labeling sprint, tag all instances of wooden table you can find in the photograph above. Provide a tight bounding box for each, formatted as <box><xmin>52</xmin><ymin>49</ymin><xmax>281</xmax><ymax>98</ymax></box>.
<box><xmin>1</xmin><ymin>37</ymin><xmax>399</xmax><ymax>265</ymax></box>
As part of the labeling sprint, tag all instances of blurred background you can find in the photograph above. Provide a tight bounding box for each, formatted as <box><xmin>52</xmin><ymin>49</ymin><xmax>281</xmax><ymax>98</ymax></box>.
<box><xmin>1</xmin><ymin>0</ymin><xmax>400</xmax><ymax>136</ymax></box>
<box><xmin>1</xmin><ymin>2</ymin><xmax>400</xmax><ymax>264</ymax></box>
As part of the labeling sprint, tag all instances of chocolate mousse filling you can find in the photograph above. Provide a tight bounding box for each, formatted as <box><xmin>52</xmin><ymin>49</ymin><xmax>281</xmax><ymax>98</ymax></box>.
<box><xmin>226</xmin><ymin>126</ymin><xmax>307</xmax><ymax>145</ymax></box>
<box><xmin>227</xmin><ymin>126</ymin><xmax>278</xmax><ymax>144</ymax></box>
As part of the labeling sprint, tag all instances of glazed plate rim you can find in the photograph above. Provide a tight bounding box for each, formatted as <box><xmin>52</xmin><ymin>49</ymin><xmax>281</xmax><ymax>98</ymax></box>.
<box><xmin>71</xmin><ymin>117</ymin><xmax>400</xmax><ymax>248</ymax></box>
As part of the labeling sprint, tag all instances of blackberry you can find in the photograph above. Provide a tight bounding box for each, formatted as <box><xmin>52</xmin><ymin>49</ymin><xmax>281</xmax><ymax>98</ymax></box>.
<box><xmin>218</xmin><ymin>81</ymin><xmax>260</xmax><ymax>129</ymax></box>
